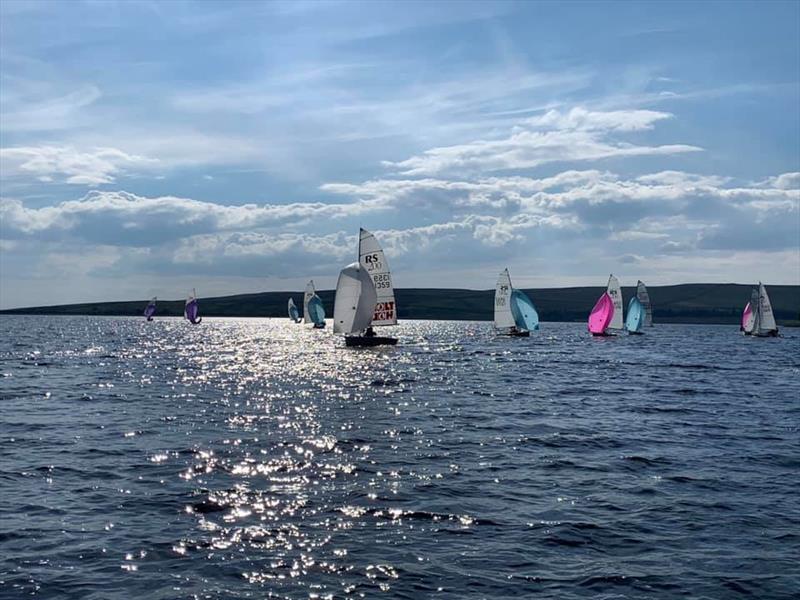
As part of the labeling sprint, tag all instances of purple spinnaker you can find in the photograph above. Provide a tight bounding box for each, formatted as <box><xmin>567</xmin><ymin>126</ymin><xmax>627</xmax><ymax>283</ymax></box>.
<box><xmin>741</xmin><ymin>302</ymin><xmax>752</xmax><ymax>330</ymax></box>
<box><xmin>144</xmin><ymin>300</ymin><xmax>156</xmax><ymax>321</ymax></box>
<box><xmin>185</xmin><ymin>299</ymin><xmax>201</xmax><ymax>324</ymax></box>
<box><xmin>588</xmin><ymin>292</ymin><xmax>614</xmax><ymax>334</ymax></box>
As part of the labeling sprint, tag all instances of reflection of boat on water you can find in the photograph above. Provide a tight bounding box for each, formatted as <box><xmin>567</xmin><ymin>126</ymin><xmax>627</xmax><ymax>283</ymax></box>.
<box><xmin>494</xmin><ymin>269</ymin><xmax>539</xmax><ymax>337</ymax></box>
<box><xmin>303</xmin><ymin>280</ymin><xmax>326</xmax><ymax>329</ymax></box>
<box><xmin>334</xmin><ymin>228</ymin><xmax>398</xmax><ymax>347</ymax></box>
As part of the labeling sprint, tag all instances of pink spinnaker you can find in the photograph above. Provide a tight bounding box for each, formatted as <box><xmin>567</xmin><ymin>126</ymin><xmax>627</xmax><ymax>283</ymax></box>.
<box><xmin>741</xmin><ymin>302</ymin><xmax>752</xmax><ymax>330</ymax></box>
<box><xmin>588</xmin><ymin>292</ymin><xmax>614</xmax><ymax>334</ymax></box>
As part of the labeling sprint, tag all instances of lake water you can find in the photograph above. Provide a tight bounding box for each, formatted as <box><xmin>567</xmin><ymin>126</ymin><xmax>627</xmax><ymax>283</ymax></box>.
<box><xmin>1</xmin><ymin>316</ymin><xmax>798</xmax><ymax>599</ymax></box>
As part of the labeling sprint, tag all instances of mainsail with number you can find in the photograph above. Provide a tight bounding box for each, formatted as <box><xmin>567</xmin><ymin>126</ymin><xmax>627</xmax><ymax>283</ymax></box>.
<box><xmin>606</xmin><ymin>274</ymin><xmax>624</xmax><ymax>332</ymax></box>
<box><xmin>358</xmin><ymin>228</ymin><xmax>397</xmax><ymax>327</ymax></box>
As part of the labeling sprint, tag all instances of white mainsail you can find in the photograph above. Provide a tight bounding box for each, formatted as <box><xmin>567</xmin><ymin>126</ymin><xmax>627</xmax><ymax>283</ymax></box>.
<box><xmin>358</xmin><ymin>228</ymin><xmax>397</xmax><ymax>327</ymax></box>
<box><xmin>303</xmin><ymin>280</ymin><xmax>315</xmax><ymax>324</ymax></box>
<box><xmin>333</xmin><ymin>262</ymin><xmax>377</xmax><ymax>334</ymax></box>
<box><xmin>494</xmin><ymin>269</ymin><xmax>516</xmax><ymax>330</ymax></box>
<box><xmin>756</xmin><ymin>282</ymin><xmax>777</xmax><ymax>334</ymax></box>
<box><xmin>606</xmin><ymin>274</ymin><xmax>624</xmax><ymax>331</ymax></box>
<box><xmin>637</xmin><ymin>280</ymin><xmax>653</xmax><ymax>327</ymax></box>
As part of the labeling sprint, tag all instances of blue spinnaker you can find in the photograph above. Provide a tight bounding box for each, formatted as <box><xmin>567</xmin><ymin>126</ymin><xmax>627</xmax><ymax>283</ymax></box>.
<box><xmin>626</xmin><ymin>297</ymin><xmax>644</xmax><ymax>333</ymax></box>
<box><xmin>510</xmin><ymin>289</ymin><xmax>539</xmax><ymax>332</ymax></box>
<box><xmin>308</xmin><ymin>295</ymin><xmax>326</xmax><ymax>326</ymax></box>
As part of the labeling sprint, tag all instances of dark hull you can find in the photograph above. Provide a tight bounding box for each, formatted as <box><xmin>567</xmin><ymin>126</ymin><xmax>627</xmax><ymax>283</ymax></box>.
<box><xmin>628</xmin><ymin>331</ymin><xmax>644</xmax><ymax>335</ymax></box>
<box><xmin>591</xmin><ymin>331</ymin><xmax>613</xmax><ymax>337</ymax></box>
<box><xmin>510</xmin><ymin>330</ymin><xmax>530</xmax><ymax>337</ymax></box>
<box><xmin>752</xmin><ymin>330</ymin><xmax>779</xmax><ymax>338</ymax></box>
<box><xmin>313</xmin><ymin>323</ymin><xmax>326</xmax><ymax>329</ymax></box>
<box><xmin>345</xmin><ymin>336</ymin><xmax>398</xmax><ymax>347</ymax></box>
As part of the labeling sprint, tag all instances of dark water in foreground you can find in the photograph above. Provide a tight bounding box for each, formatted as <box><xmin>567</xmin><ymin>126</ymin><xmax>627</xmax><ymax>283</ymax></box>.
<box><xmin>1</xmin><ymin>316</ymin><xmax>798</xmax><ymax>599</ymax></box>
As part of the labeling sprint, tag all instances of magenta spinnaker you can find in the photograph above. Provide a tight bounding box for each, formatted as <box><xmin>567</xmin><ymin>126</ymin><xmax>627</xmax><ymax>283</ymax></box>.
<box><xmin>741</xmin><ymin>302</ymin><xmax>752</xmax><ymax>330</ymax></box>
<box><xmin>588</xmin><ymin>292</ymin><xmax>614</xmax><ymax>334</ymax></box>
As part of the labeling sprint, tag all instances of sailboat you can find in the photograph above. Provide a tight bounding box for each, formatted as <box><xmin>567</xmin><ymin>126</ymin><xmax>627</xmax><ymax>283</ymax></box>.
<box><xmin>745</xmin><ymin>282</ymin><xmax>779</xmax><ymax>337</ymax></box>
<box><xmin>588</xmin><ymin>274</ymin><xmax>622</xmax><ymax>336</ymax></box>
<box><xmin>303</xmin><ymin>280</ymin><xmax>326</xmax><ymax>328</ymax></box>
<box><xmin>287</xmin><ymin>298</ymin><xmax>301</xmax><ymax>323</ymax></box>
<box><xmin>185</xmin><ymin>289</ymin><xmax>202</xmax><ymax>324</ymax></box>
<box><xmin>143</xmin><ymin>297</ymin><xmax>157</xmax><ymax>321</ymax></box>
<box><xmin>333</xmin><ymin>228</ymin><xmax>398</xmax><ymax>347</ymax></box>
<box><xmin>637</xmin><ymin>280</ymin><xmax>653</xmax><ymax>327</ymax></box>
<box><xmin>494</xmin><ymin>269</ymin><xmax>539</xmax><ymax>336</ymax></box>
<box><xmin>588</xmin><ymin>292</ymin><xmax>614</xmax><ymax>336</ymax></box>
<box><xmin>626</xmin><ymin>297</ymin><xmax>645</xmax><ymax>335</ymax></box>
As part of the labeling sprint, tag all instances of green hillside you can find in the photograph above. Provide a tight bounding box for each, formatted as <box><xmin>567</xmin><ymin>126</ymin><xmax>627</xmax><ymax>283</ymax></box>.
<box><xmin>2</xmin><ymin>284</ymin><xmax>798</xmax><ymax>324</ymax></box>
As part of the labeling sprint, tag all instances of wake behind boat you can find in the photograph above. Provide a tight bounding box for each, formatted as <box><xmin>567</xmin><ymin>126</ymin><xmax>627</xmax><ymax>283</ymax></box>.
<box><xmin>334</xmin><ymin>228</ymin><xmax>398</xmax><ymax>347</ymax></box>
<box><xmin>494</xmin><ymin>268</ymin><xmax>539</xmax><ymax>336</ymax></box>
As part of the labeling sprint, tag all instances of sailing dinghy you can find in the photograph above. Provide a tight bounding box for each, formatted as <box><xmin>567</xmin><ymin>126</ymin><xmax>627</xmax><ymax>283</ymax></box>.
<box><xmin>288</xmin><ymin>298</ymin><xmax>301</xmax><ymax>323</ymax></box>
<box><xmin>333</xmin><ymin>228</ymin><xmax>398</xmax><ymax>347</ymax></box>
<box><xmin>303</xmin><ymin>280</ymin><xmax>326</xmax><ymax>328</ymax></box>
<box><xmin>637</xmin><ymin>280</ymin><xmax>653</xmax><ymax>327</ymax></box>
<box><xmin>747</xmin><ymin>283</ymin><xmax>779</xmax><ymax>337</ymax></box>
<box><xmin>588</xmin><ymin>292</ymin><xmax>614</xmax><ymax>336</ymax></box>
<box><xmin>185</xmin><ymin>289</ymin><xmax>202</xmax><ymax>324</ymax></box>
<box><xmin>144</xmin><ymin>297</ymin><xmax>157</xmax><ymax>321</ymax></box>
<box><xmin>626</xmin><ymin>297</ymin><xmax>645</xmax><ymax>335</ymax></box>
<box><xmin>494</xmin><ymin>269</ymin><xmax>539</xmax><ymax>336</ymax></box>
<box><xmin>605</xmin><ymin>274</ymin><xmax>624</xmax><ymax>334</ymax></box>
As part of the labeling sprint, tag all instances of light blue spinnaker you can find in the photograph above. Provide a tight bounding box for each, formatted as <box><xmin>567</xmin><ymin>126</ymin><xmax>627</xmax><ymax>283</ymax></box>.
<box><xmin>626</xmin><ymin>297</ymin><xmax>644</xmax><ymax>333</ymax></box>
<box><xmin>510</xmin><ymin>289</ymin><xmax>540</xmax><ymax>332</ymax></box>
<box><xmin>308</xmin><ymin>295</ymin><xmax>326</xmax><ymax>326</ymax></box>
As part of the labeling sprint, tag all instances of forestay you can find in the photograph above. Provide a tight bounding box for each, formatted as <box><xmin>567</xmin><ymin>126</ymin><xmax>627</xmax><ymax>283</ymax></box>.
<box><xmin>606</xmin><ymin>275</ymin><xmax>624</xmax><ymax>331</ymax></box>
<box><xmin>494</xmin><ymin>269</ymin><xmax>516</xmax><ymax>330</ymax></box>
<box><xmin>637</xmin><ymin>280</ymin><xmax>653</xmax><ymax>326</ymax></box>
<box><xmin>358</xmin><ymin>228</ymin><xmax>397</xmax><ymax>326</ymax></box>
<box><xmin>333</xmin><ymin>262</ymin><xmax>378</xmax><ymax>334</ymax></box>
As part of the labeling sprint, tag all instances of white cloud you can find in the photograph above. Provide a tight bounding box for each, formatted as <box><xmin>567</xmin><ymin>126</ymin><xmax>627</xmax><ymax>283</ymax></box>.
<box><xmin>0</xmin><ymin>145</ymin><xmax>159</xmax><ymax>185</ymax></box>
<box><xmin>382</xmin><ymin>108</ymin><xmax>702</xmax><ymax>176</ymax></box>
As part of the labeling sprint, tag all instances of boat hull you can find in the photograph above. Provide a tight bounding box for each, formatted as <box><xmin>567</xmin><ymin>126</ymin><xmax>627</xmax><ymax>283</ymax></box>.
<box><xmin>313</xmin><ymin>323</ymin><xmax>326</xmax><ymax>329</ymax></box>
<box><xmin>628</xmin><ymin>331</ymin><xmax>644</xmax><ymax>336</ymax></box>
<box><xmin>752</xmin><ymin>330</ymin><xmax>779</xmax><ymax>338</ymax></box>
<box><xmin>345</xmin><ymin>336</ymin><xmax>398</xmax><ymax>347</ymax></box>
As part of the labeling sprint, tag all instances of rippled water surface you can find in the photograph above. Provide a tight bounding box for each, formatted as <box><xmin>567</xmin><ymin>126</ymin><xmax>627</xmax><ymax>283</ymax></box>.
<box><xmin>1</xmin><ymin>316</ymin><xmax>798</xmax><ymax>599</ymax></box>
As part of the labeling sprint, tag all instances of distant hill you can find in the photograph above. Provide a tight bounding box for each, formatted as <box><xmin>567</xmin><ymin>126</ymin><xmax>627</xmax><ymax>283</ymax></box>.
<box><xmin>2</xmin><ymin>284</ymin><xmax>799</xmax><ymax>325</ymax></box>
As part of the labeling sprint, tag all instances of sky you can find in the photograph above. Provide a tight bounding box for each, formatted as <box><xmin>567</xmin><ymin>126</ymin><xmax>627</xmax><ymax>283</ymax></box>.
<box><xmin>1</xmin><ymin>0</ymin><xmax>799</xmax><ymax>309</ymax></box>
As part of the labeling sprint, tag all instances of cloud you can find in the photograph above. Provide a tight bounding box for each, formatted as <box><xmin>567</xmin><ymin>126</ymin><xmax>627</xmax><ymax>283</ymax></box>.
<box><xmin>0</xmin><ymin>190</ymin><xmax>387</xmax><ymax>245</ymax></box>
<box><xmin>0</xmin><ymin>146</ymin><xmax>159</xmax><ymax>185</ymax></box>
<box><xmin>382</xmin><ymin>108</ymin><xmax>702</xmax><ymax>175</ymax></box>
